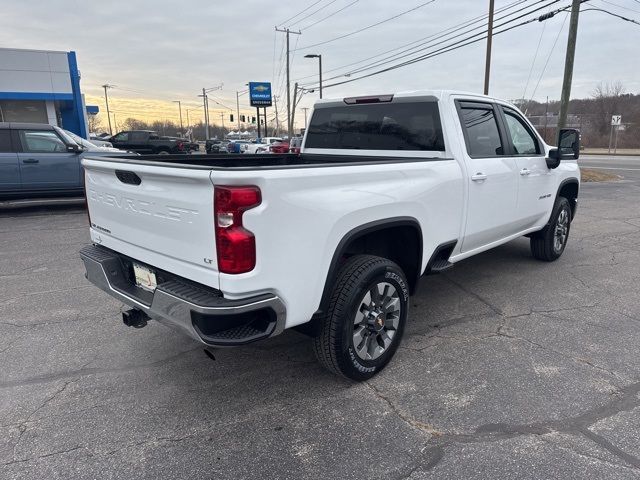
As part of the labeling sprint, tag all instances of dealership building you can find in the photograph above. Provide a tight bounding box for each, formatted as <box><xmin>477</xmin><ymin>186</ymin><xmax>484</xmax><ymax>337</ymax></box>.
<box><xmin>0</xmin><ymin>47</ymin><xmax>89</xmax><ymax>138</ymax></box>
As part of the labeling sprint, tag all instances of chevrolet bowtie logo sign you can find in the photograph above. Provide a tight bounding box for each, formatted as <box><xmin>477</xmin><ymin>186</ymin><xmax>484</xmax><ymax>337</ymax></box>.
<box><xmin>249</xmin><ymin>82</ymin><xmax>272</xmax><ymax>107</ymax></box>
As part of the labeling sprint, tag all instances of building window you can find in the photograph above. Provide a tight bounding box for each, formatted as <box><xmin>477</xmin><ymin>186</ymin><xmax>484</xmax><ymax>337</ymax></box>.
<box><xmin>0</xmin><ymin>100</ymin><xmax>48</xmax><ymax>123</ymax></box>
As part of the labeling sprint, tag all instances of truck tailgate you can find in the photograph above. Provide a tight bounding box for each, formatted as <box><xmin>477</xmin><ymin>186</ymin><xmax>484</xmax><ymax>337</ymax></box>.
<box><xmin>82</xmin><ymin>157</ymin><xmax>219</xmax><ymax>289</ymax></box>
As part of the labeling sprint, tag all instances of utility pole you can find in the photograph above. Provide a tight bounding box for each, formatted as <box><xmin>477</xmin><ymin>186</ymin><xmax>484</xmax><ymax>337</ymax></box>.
<box><xmin>291</xmin><ymin>83</ymin><xmax>299</xmax><ymax>136</ymax></box>
<box><xmin>483</xmin><ymin>0</ymin><xmax>495</xmax><ymax>95</ymax></box>
<box><xmin>236</xmin><ymin>91</ymin><xmax>241</xmax><ymax>132</ymax></box>
<box><xmin>275</xmin><ymin>27</ymin><xmax>301</xmax><ymax>139</ymax></box>
<box><xmin>544</xmin><ymin>96</ymin><xmax>549</xmax><ymax>143</ymax></box>
<box><xmin>173</xmin><ymin>100</ymin><xmax>183</xmax><ymax>135</ymax></box>
<box><xmin>220</xmin><ymin>112</ymin><xmax>225</xmax><ymax>132</ymax></box>
<box><xmin>201</xmin><ymin>88</ymin><xmax>209</xmax><ymax>140</ymax></box>
<box><xmin>302</xmin><ymin>107</ymin><xmax>309</xmax><ymax>129</ymax></box>
<box><xmin>102</xmin><ymin>84</ymin><xmax>113</xmax><ymax>135</ymax></box>
<box><xmin>273</xmin><ymin>95</ymin><xmax>280</xmax><ymax>136</ymax></box>
<box><xmin>558</xmin><ymin>0</ymin><xmax>581</xmax><ymax>131</ymax></box>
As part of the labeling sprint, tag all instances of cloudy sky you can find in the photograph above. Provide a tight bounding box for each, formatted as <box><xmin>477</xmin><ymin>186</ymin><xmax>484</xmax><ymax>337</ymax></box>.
<box><xmin>1</xmin><ymin>0</ymin><xmax>638</xmax><ymax>129</ymax></box>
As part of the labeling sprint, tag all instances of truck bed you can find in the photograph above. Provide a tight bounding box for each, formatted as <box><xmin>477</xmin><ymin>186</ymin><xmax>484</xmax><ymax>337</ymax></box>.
<box><xmin>85</xmin><ymin>153</ymin><xmax>447</xmax><ymax>170</ymax></box>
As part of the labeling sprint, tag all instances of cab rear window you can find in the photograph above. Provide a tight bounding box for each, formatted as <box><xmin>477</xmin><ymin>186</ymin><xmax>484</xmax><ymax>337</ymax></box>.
<box><xmin>305</xmin><ymin>101</ymin><xmax>444</xmax><ymax>151</ymax></box>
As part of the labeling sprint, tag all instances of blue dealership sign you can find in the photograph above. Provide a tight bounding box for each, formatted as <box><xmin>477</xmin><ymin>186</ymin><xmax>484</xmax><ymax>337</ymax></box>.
<box><xmin>249</xmin><ymin>82</ymin><xmax>272</xmax><ymax>107</ymax></box>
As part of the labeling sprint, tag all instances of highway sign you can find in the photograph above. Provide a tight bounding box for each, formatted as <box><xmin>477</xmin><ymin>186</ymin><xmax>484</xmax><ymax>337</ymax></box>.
<box><xmin>249</xmin><ymin>82</ymin><xmax>272</xmax><ymax>107</ymax></box>
<box><xmin>611</xmin><ymin>115</ymin><xmax>622</xmax><ymax>126</ymax></box>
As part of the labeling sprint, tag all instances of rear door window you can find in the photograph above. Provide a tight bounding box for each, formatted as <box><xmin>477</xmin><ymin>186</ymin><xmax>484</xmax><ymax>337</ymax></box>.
<box><xmin>0</xmin><ymin>130</ymin><xmax>12</xmax><ymax>152</ymax></box>
<box><xmin>130</xmin><ymin>132</ymin><xmax>149</xmax><ymax>142</ymax></box>
<box><xmin>458</xmin><ymin>104</ymin><xmax>504</xmax><ymax>157</ymax></box>
<box><xmin>305</xmin><ymin>101</ymin><xmax>445</xmax><ymax>151</ymax></box>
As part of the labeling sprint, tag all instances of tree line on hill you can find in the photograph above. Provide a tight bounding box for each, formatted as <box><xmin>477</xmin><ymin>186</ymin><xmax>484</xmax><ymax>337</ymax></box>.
<box><xmin>515</xmin><ymin>82</ymin><xmax>638</xmax><ymax>148</ymax></box>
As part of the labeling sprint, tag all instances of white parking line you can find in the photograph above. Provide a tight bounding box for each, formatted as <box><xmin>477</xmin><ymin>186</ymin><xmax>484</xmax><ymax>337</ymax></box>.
<box><xmin>580</xmin><ymin>166</ymin><xmax>640</xmax><ymax>171</ymax></box>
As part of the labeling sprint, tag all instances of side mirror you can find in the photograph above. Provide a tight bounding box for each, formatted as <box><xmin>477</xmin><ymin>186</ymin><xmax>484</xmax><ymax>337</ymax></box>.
<box><xmin>547</xmin><ymin>128</ymin><xmax>580</xmax><ymax>169</ymax></box>
<box><xmin>66</xmin><ymin>144</ymin><xmax>83</xmax><ymax>153</ymax></box>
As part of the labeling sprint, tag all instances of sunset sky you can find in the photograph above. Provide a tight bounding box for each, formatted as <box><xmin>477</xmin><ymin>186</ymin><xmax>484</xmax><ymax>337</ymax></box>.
<box><xmin>2</xmin><ymin>0</ymin><xmax>638</xmax><ymax>130</ymax></box>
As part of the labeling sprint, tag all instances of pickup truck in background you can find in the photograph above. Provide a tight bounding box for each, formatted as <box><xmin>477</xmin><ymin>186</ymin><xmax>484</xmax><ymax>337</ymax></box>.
<box><xmin>80</xmin><ymin>90</ymin><xmax>580</xmax><ymax>380</ymax></box>
<box><xmin>0</xmin><ymin>122</ymin><xmax>132</xmax><ymax>200</ymax></box>
<box><xmin>109</xmin><ymin>130</ymin><xmax>188</xmax><ymax>155</ymax></box>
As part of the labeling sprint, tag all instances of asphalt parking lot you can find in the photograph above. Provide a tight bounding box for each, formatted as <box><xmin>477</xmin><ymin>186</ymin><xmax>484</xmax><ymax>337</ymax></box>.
<box><xmin>1</xmin><ymin>157</ymin><xmax>640</xmax><ymax>479</ymax></box>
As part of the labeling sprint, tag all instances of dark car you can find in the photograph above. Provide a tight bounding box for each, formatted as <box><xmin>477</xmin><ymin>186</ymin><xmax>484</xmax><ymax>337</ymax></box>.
<box><xmin>109</xmin><ymin>130</ymin><xmax>187</xmax><ymax>155</ymax></box>
<box><xmin>205</xmin><ymin>139</ymin><xmax>228</xmax><ymax>154</ymax></box>
<box><xmin>164</xmin><ymin>136</ymin><xmax>198</xmax><ymax>152</ymax></box>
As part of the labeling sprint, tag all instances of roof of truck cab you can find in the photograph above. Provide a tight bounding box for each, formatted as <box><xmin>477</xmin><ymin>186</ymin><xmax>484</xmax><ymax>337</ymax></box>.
<box><xmin>0</xmin><ymin>122</ymin><xmax>56</xmax><ymax>130</ymax></box>
<box><xmin>312</xmin><ymin>90</ymin><xmax>511</xmax><ymax>106</ymax></box>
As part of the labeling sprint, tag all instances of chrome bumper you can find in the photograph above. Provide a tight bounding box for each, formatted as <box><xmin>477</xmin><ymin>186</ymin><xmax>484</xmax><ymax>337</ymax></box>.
<box><xmin>79</xmin><ymin>245</ymin><xmax>286</xmax><ymax>346</ymax></box>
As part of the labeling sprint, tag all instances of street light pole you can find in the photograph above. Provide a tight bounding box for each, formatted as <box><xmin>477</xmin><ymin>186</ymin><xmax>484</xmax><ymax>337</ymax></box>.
<box><xmin>304</xmin><ymin>54</ymin><xmax>323</xmax><ymax>99</ymax></box>
<box><xmin>102</xmin><ymin>84</ymin><xmax>113</xmax><ymax>135</ymax></box>
<box><xmin>173</xmin><ymin>100</ymin><xmax>183</xmax><ymax>135</ymax></box>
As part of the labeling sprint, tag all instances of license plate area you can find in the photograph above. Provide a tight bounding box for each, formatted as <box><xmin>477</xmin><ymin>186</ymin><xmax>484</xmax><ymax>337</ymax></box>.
<box><xmin>133</xmin><ymin>263</ymin><xmax>157</xmax><ymax>292</ymax></box>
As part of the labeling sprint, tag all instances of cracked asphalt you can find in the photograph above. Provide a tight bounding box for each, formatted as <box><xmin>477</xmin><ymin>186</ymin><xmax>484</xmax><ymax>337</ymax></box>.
<box><xmin>1</xmin><ymin>162</ymin><xmax>640</xmax><ymax>479</ymax></box>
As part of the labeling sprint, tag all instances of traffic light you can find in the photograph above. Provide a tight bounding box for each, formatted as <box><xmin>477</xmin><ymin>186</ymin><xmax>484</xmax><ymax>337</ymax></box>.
<box><xmin>230</xmin><ymin>114</ymin><xmax>234</xmax><ymax>122</ymax></box>
<box><xmin>251</xmin><ymin>116</ymin><xmax>256</xmax><ymax>124</ymax></box>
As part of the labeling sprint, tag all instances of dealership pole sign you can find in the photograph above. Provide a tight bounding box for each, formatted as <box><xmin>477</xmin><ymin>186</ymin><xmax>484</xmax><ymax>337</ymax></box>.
<box><xmin>249</xmin><ymin>82</ymin><xmax>272</xmax><ymax>107</ymax></box>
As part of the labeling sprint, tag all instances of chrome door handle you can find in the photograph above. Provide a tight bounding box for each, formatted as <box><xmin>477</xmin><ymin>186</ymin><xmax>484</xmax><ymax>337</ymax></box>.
<box><xmin>22</xmin><ymin>158</ymin><xmax>39</xmax><ymax>164</ymax></box>
<box><xmin>520</xmin><ymin>168</ymin><xmax>531</xmax><ymax>176</ymax></box>
<box><xmin>471</xmin><ymin>173</ymin><xmax>487</xmax><ymax>182</ymax></box>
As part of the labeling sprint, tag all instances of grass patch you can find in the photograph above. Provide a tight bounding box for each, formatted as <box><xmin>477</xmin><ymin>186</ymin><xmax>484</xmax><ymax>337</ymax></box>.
<box><xmin>581</xmin><ymin>168</ymin><xmax>622</xmax><ymax>182</ymax></box>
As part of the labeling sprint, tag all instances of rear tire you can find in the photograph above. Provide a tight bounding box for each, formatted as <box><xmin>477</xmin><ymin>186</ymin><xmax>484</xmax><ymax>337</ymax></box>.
<box><xmin>312</xmin><ymin>255</ymin><xmax>409</xmax><ymax>381</ymax></box>
<box><xmin>530</xmin><ymin>196</ymin><xmax>572</xmax><ymax>262</ymax></box>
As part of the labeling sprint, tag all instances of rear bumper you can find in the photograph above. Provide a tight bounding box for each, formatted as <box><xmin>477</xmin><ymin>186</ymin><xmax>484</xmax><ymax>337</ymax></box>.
<box><xmin>79</xmin><ymin>245</ymin><xmax>286</xmax><ymax>346</ymax></box>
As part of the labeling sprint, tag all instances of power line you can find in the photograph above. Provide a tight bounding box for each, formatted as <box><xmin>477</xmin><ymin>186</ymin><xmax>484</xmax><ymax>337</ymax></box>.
<box><xmin>315</xmin><ymin>0</ymin><xmax>550</xmax><ymax>84</ymax></box>
<box><xmin>300</xmin><ymin>0</ymin><xmax>360</xmax><ymax>30</ymax></box>
<box><xmin>522</xmin><ymin>4</ymin><xmax>552</xmax><ymax>99</ymax></box>
<box><xmin>306</xmin><ymin>0</ymin><xmax>561</xmax><ymax>88</ymax></box>
<box><xmin>292</xmin><ymin>0</ymin><xmax>528</xmax><ymax>82</ymax></box>
<box><xmin>582</xmin><ymin>6</ymin><xmax>640</xmax><ymax>24</ymax></box>
<box><xmin>294</xmin><ymin>0</ymin><xmax>438</xmax><ymax>51</ymax></box>
<box><xmin>278</xmin><ymin>0</ymin><xmax>324</xmax><ymax>27</ymax></box>
<box><xmin>597</xmin><ymin>0</ymin><xmax>640</xmax><ymax>14</ymax></box>
<box><xmin>313</xmin><ymin>1</ymin><xmax>571</xmax><ymax>89</ymax></box>
<box><xmin>289</xmin><ymin>0</ymin><xmax>341</xmax><ymax>27</ymax></box>
<box><xmin>529</xmin><ymin>11</ymin><xmax>570</xmax><ymax>100</ymax></box>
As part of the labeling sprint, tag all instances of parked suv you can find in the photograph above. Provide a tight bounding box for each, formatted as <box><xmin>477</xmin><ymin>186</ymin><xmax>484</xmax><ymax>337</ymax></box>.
<box><xmin>0</xmin><ymin>122</ymin><xmax>132</xmax><ymax>199</ymax></box>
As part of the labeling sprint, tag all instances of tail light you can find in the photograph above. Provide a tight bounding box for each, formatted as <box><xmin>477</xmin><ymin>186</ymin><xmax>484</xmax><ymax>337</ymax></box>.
<box><xmin>214</xmin><ymin>186</ymin><xmax>261</xmax><ymax>274</ymax></box>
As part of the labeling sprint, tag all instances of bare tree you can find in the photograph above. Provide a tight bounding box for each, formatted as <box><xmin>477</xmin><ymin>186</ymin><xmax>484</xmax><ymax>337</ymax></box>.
<box><xmin>592</xmin><ymin>81</ymin><xmax>625</xmax><ymax>136</ymax></box>
<box><xmin>87</xmin><ymin>114</ymin><xmax>104</xmax><ymax>133</ymax></box>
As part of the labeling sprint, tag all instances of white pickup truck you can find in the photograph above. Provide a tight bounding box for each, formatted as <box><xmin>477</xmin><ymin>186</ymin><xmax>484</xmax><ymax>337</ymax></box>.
<box><xmin>80</xmin><ymin>90</ymin><xmax>580</xmax><ymax>380</ymax></box>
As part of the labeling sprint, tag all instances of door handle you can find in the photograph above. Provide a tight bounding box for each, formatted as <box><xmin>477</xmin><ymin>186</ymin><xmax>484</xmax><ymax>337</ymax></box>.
<box><xmin>520</xmin><ymin>168</ymin><xmax>531</xmax><ymax>176</ymax></box>
<box><xmin>471</xmin><ymin>173</ymin><xmax>487</xmax><ymax>182</ymax></box>
<box><xmin>22</xmin><ymin>158</ymin><xmax>39</xmax><ymax>164</ymax></box>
